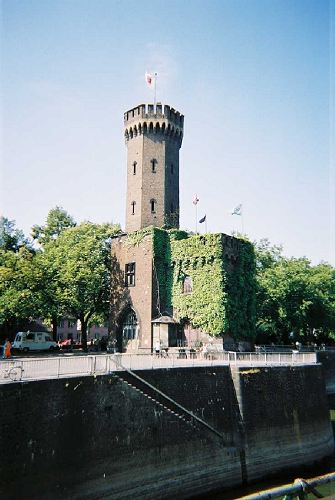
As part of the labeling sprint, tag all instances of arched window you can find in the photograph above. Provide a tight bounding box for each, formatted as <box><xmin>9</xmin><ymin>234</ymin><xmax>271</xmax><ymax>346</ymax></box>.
<box><xmin>150</xmin><ymin>199</ymin><xmax>156</xmax><ymax>213</ymax></box>
<box><xmin>133</xmin><ymin>161</ymin><xmax>137</xmax><ymax>175</ymax></box>
<box><xmin>122</xmin><ymin>310</ymin><xmax>138</xmax><ymax>341</ymax></box>
<box><xmin>131</xmin><ymin>201</ymin><xmax>136</xmax><ymax>215</ymax></box>
<box><xmin>183</xmin><ymin>276</ymin><xmax>193</xmax><ymax>294</ymax></box>
<box><xmin>171</xmin><ymin>163</ymin><xmax>174</xmax><ymax>174</ymax></box>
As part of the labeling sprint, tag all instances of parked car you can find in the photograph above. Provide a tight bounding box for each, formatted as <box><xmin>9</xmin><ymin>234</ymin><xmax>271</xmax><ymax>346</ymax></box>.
<box><xmin>12</xmin><ymin>331</ymin><xmax>58</xmax><ymax>352</ymax></box>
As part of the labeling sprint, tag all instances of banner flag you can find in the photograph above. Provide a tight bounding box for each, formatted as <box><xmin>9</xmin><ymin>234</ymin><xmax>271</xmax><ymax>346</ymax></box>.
<box><xmin>199</xmin><ymin>215</ymin><xmax>206</xmax><ymax>223</ymax></box>
<box><xmin>231</xmin><ymin>204</ymin><xmax>242</xmax><ymax>216</ymax></box>
<box><xmin>145</xmin><ymin>72</ymin><xmax>155</xmax><ymax>88</ymax></box>
<box><xmin>193</xmin><ymin>195</ymin><xmax>199</xmax><ymax>205</ymax></box>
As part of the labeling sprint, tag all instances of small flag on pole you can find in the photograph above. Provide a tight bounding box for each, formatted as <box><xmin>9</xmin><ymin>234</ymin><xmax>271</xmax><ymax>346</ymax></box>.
<box><xmin>145</xmin><ymin>72</ymin><xmax>157</xmax><ymax>89</ymax></box>
<box><xmin>193</xmin><ymin>194</ymin><xmax>199</xmax><ymax>205</ymax></box>
<box><xmin>231</xmin><ymin>204</ymin><xmax>242</xmax><ymax>216</ymax></box>
<box><xmin>145</xmin><ymin>72</ymin><xmax>155</xmax><ymax>88</ymax></box>
<box><xmin>199</xmin><ymin>215</ymin><xmax>206</xmax><ymax>224</ymax></box>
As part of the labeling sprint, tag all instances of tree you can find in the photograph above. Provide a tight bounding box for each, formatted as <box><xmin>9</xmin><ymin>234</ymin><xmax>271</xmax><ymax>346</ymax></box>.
<box><xmin>43</xmin><ymin>222</ymin><xmax>121</xmax><ymax>349</ymax></box>
<box><xmin>0</xmin><ymin>218</ymin><xmax>37</xmax><ymax>339</ymax></box>
<box><xmin>0</xmin><ymin>247</ymin><xmax>41</xmax><ymax>338</ymax></box>
<box><xmin>0</xmin><ymin>216</ymin><xmax>31</xmax><ymax>252</ymax></box>
<box><xmin>30</xmin><ymin>207</ymin><xmax>77</xmax><ymax>338</ymax></box>
<box><xmin>255</xmin><ymin>241</ymin><xmax>335</xmax><ymax>344</ymax></box>
<box><xmin>31</xmin><ymin>206</ymin><xmax>76</xmax><ymax>246</ymax></box>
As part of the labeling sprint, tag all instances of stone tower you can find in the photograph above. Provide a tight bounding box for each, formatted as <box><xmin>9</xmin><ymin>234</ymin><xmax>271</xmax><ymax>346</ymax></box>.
<box><xmin>124</xmin><ymin>103</ymin><xmax>184</xmax><ymax>233</ymax></box>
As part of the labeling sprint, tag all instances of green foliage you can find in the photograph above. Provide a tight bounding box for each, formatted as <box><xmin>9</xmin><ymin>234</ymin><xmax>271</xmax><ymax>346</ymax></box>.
<box><xmin>42</xmin><ymin>222</ymin><xmax>121</xmax><ymax>347</ymax></box>
<box><xmin>171</xmin><ymin>233</ymin><xmax>226</xmax><ymax>334</ymax></box>
<box><xmin>147</xmin><ymin>230</ymin><xmax>257</xmax><ymax>339</ymax></box>
<box><xmin>255</xmin><ymin>242</ymin><xmax>335</xmax><ymax>343</ymax></box>
<box><xmin>0</xmin><ymin>217</ymin><xmax>31</xmax><ymax>252</ymax></box>
<box><xmin>31</xmin><ymin>206</ymin><xmax>76</xmax><ymax>246</ymax></box>
<box><xmin>0</xmin><ymin>206</ymin><xmax>121</xmax><ymax>344</ymax></box>
<box><xmin>125</xmin><ymin>227</ymin><xmax>154</xmax><ymax>248</ymax></box>
<box><xmin>152</xmin><ymin>228</ymin><xmax>181</xmax><ymax>313</ymax></box>
<box><xmin>0</xmin><ymin>219</ymin><xmax>36</xmax><ymax>337</ymax></box>
<box><xmin>0</xmin><ymin>247</ymin><xmax>41</xmax><ymax>325</ymax></box>
<box><xmin>170</xmin><ymin>233</ymin><xmax>256</xmax><ymax>339</ymax></box>
<box><xmin>225</xmin><ymin>239</ymin><xmax>257</xmax><ymax>340</ymax></box>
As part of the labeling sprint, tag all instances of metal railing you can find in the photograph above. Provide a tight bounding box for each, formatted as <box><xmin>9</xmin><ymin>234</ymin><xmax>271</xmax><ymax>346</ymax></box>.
<box><xmin>256</xmin><ymin>344</ymin><xmax>335</xmax><ymax>353</ymax></box>
<box><xmin>237</xmin><ymin>471</ymin><xmax>335</xmax><ymax>499</ymax></box>
<box><xmin>0</xmin><ymin>351</ymin><xmax>317</xmax><ymax>384</ymax></box>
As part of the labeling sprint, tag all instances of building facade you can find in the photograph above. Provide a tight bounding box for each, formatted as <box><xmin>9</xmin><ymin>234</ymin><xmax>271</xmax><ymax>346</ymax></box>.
<box><xmin>110</xmin><ymin>103</ymin><xmax>256</xmax><ymax>352</ymax></box>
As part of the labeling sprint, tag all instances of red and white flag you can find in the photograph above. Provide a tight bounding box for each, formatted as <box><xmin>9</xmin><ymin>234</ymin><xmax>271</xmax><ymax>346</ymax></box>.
<box><xmin>193</xmin><ymin>195</ymin><xmax>199</xmax><ymax>205</ymax></box>
<box><xmin>145</xmin><ymin>72</ymin><xmax>155</xmax><ymax>88</ymax></box>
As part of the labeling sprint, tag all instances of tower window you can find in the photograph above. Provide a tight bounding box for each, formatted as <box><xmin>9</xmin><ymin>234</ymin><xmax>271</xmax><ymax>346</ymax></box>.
<box><xmin>150</xmin><ymin>199</ymin><xmax>156</xmax><ymax>213</ymax></box>
<box><xmin>131</xmin><ymin>201</ymin><xmax>136</xmax><ymax>215</ymax></box>
<box><xmin>125</xmin><ymin>263</ymin><xmax>136</xmax><ymax>287</ymax></box>
<box><xmin>151</xmin><ymin>159</ymin><xmax>157</xmax><ymax>173</ymax></box>
<box><xmin>171</xmin><ymin>164</ymin><xmax>174</xmax><ymax>174</ymax></box>
<box><xmin>133</xmin><ymin>161</ymin><xmax>137</xmax><ymax>175</ymax></box>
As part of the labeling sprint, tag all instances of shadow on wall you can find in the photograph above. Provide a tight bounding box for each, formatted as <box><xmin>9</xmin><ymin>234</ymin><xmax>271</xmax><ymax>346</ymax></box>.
<box><xmin>110</xmin><ymin>255</ymin><xmax>133</xmax><ymax>352</ymax></box>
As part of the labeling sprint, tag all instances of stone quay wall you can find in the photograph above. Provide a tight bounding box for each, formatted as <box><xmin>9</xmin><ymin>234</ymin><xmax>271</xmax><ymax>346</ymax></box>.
<box><xmin>0</xmin><ymin>364</ymin><xmax>333</xmax><ymax>500</ymax></box>
<box><xmin>316</xmin><ymin>350</ymin><xmax>335</xmax><ymax>394</ymax></box>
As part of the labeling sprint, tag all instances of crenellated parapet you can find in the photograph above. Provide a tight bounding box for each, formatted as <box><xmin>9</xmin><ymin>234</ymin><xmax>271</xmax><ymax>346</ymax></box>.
<box><xmin>124</xmin><ymin>103</ymin><xmax>184</xmax><ymax>146</ymax></box>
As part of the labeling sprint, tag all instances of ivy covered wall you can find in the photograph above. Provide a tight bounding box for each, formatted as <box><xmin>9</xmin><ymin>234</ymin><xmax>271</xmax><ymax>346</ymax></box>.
<box><xmin>224</xmin><ymin>238</ymin><xmax>257</xmax><ymax>340</ymax></box>
<box><xmin>170</xmin><ymin>233</ymin><xmax>227</xmax><ymax>334</ymax></box>
<box><xmin>168</xmin><ymin>232</ymin><xmax>256</xmax><ymax>340</ymax></box>
<box><xmin>125</xmin><ymin>227</ymin><xmax>256</xmax><ymax>340</ymax></box>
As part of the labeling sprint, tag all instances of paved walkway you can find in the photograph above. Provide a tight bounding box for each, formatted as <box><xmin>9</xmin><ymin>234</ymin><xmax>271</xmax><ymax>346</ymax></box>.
<box><xmin>0</xmin><ymin>351</ymin><xmax>317</xmax><ymax>384</ymax></box>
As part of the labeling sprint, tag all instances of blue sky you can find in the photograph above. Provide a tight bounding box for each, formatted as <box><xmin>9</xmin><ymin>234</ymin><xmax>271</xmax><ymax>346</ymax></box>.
<box><xmin>1</xmin><ymin>0</ymin><xmax>334</xmax><ymax>264</ymax></box>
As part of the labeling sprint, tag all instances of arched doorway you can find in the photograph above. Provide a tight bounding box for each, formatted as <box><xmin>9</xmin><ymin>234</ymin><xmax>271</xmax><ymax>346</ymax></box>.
<box><xmin>118</xmin><ymin>309</ymin><xmax>139</xmax><ymax>352</ymax></box>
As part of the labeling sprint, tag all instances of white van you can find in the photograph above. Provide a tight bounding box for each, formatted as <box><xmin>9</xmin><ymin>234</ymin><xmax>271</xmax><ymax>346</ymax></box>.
<box><xmin>12</xmin><ymin>331</ymin><xmax>58</xmax><ymax>352</ymax></box>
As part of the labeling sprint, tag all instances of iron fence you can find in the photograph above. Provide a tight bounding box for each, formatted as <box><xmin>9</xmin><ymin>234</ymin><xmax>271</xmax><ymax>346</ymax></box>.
<box><xmin>0</xmin><ymin>351</ymin><xmax>317</xmax><ymax>384</ymax></box>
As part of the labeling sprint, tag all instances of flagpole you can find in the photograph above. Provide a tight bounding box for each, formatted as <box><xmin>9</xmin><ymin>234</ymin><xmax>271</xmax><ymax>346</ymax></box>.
<box><xmin>205</xmin><ymin>218</ymin><xmax>207</xmax><ymax>233</ymax></box>
<box><xmin>154</xmin><ymin>73</ymin><xmax>157</xmax><ymax>107</ymax></box>
<box><xmin>195</xmin><ymin>204</ymin><xmax>198</xmax><ymax>234</ymax></box>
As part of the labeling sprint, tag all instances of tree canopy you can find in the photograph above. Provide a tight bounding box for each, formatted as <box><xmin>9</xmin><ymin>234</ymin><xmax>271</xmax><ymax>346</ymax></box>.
<box><xmin>255</xmin><ymin>241</ymin><xmax>335</xmax><ymax>344</ymax></box>
<box><xmin>31</xmin><ymin>206</ymin><xmax>76</xmax><ymax>246</ymax></box>
<box><xmin>40</xmin><ymin>221</ymin><xmax>121</xmax><ymax>348</ymax></box>
<box><xmin>0</xmin><ymin>216</ymin><xmax>31</xmax><ymax>252</ymax></box>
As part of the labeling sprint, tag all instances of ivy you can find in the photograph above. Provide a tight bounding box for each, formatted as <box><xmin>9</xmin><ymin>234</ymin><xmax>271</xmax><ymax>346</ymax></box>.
<box><xmin>224</xmin><ymin>239</ymin><xmax>257</xmax><ymax>340</ymax></box>
<box><xmin>171</xmin><ymin>234</ymin><xmax>227</xmax><ymax>334</ymax></box>
<box><xmin>125</xmin><ymin>227</ymin><xmax>154</xmax><ymax>248</ymax></box>
<box><xmin>169</xmin><ymin>232</ymin><xmax>255</xmax><ymax>339</ymax></box>
<box><xmin>126</xmin><ymin>227</ymin><xmax>256</xmax><ymax>340</ymax></box>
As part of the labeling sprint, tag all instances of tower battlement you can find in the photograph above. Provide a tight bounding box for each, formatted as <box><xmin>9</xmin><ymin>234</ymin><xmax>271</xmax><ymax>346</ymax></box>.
<box><xmin>124</xmin><ymin>104</ymin><xmax>184</xmax><ymax>145</ymax></box>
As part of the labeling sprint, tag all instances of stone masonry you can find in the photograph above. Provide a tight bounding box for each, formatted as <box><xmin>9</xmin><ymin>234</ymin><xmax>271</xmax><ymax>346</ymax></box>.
<box><xmin>124</xmin><ymin>104</ymin><xmax>183</xmax><ymax>232</ymax></box>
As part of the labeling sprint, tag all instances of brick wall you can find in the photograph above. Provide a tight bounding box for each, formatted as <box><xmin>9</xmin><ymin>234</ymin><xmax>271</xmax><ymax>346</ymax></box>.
<box><xmin>0</xmin><ymin>365</ymin><xmax>332</xmax><ymax>499</ymax></box>
<box><xmin>111</xmin><ymin>233</ymin><xmax>154</xmax><ymax>350</ymax></box>
<box><xmin>231</xmin><ymin>364</ymin><xmax>334</xmax><ymax>482</ymax></box>
<box><xmin>0</xmin><ymin>367</ymin><xmax>242</xmax><ymax>500</ymax></box>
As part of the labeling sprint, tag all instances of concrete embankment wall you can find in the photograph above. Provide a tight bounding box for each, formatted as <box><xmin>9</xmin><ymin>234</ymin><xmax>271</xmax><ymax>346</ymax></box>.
<box><xmin>0</xmin><ymin>365</ymin><xmax>333</xmax><ymax>500</ymax></box>
<box><xmin>231</xmin><ymin>365</ymin><xmax>334</xmax><ymax>483</ymax></box>
<box><xmin>316</xmin><ymin>351</ymin><xmax>335</xmax><ymax>394</ymax></box>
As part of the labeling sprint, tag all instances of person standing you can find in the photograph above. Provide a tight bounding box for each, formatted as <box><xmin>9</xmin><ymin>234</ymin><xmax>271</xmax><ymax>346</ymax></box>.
<box><xmin>155</xmin><ymin>340</ymin><xmax>161</xmax><ymax>357</ymax></box>
<box><xmin>3</xmin><ymin>339</ymin><xmax>11</xmax><ymax>359</ymax></box>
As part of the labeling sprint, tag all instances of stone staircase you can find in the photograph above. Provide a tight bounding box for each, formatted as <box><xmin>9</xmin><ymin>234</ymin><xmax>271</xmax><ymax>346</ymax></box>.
<box><xmin>114</xmin><ymin>367</ymin><xmax>230</xmax><ymax>446</ymax></box>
